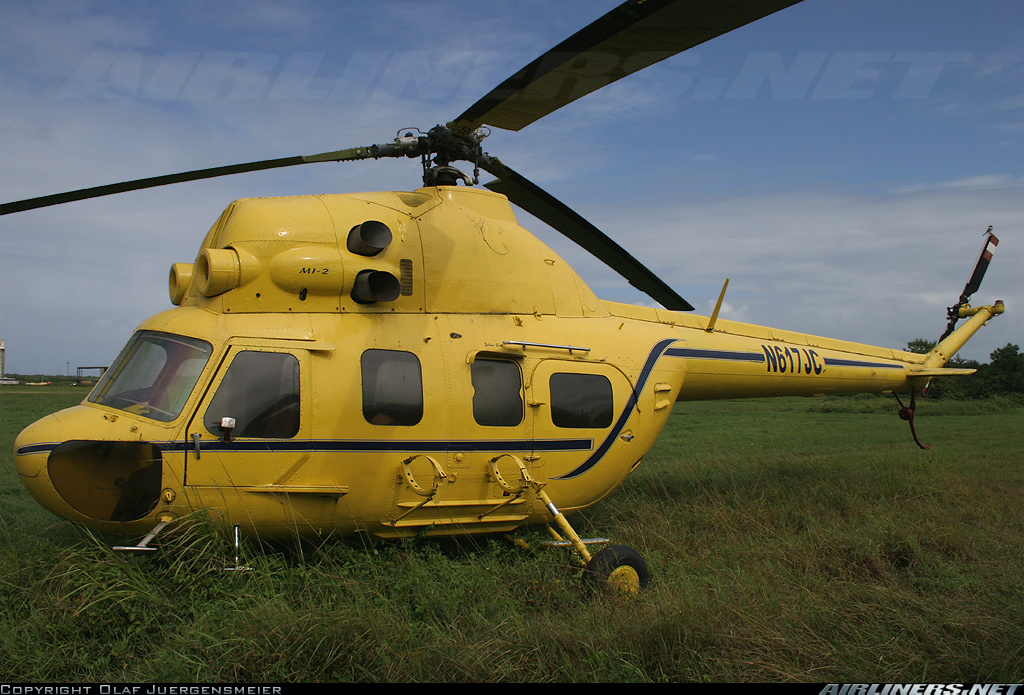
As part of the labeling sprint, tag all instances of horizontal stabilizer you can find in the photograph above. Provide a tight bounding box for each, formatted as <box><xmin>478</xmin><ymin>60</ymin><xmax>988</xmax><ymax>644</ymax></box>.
<box><xmin>908</xmin><ymin>368</ymin><xmax>977</xmax><ymax>377</ymax></box>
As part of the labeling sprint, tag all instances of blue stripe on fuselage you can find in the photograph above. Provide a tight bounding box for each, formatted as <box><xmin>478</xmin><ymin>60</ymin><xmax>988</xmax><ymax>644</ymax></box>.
<box><xmin>17</xmin><ymin>438</ymin><xmax>594</xmax><ymax>457</ymax></box>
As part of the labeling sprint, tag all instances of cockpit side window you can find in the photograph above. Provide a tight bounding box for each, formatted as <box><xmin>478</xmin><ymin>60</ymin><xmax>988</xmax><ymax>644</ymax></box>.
<box><xmin>361</xmin><ymin>349</ymin><xmax>423</xmax><ymax>426</ymax></box>
<box><xmin>204</xmin><ymin>351</ymin><xmax>300</xmax><ymax>438</ymax></box>
<box><xmin>89</xmin><ymin>331</ymin><xmax>212</xmax><ymax>422</ymax></box>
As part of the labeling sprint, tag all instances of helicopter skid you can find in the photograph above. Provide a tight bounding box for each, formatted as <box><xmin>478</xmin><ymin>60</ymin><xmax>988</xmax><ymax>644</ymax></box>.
<box><xmin>112</xmin><ymin>518</ymin><xmax>171</xmax><ymax>552</ymax></box>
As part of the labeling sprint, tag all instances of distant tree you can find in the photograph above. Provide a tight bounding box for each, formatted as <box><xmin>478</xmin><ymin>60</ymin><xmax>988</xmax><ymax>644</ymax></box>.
<box><xmin>907</xmin><ymin>338</ymin><xmax>935</xmax><ymax>354</ymax></box>
<box><xmin>977</xmin><ymin>343</ymin><xmax>1024</xmax><ymax>395</ymax></box>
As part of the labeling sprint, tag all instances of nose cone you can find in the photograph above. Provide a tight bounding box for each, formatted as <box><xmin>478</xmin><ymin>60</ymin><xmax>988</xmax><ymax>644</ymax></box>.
<box><xmin>14</xmin><ymin>406</ymin><xmax>165</xmax><ymax>532</ymax></box>
<box><xmin>14</xmin><ymin>411</ymin><xmax>65</xmax><ymax>484</ymax></box>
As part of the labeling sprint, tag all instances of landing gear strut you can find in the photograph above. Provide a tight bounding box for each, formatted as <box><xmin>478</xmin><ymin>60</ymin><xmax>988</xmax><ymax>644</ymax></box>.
<box><xmin>491</xmin><ymin>454</ymin><xmax>650</xmax><ymax>593</ymax></box>
<box><xmin>537</xmin><ymin>484</ymin><xmax>648</xmax><ymax>594</ymax></box>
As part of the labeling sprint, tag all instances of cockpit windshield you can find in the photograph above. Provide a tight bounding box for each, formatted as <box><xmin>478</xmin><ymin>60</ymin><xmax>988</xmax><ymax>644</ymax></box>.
<box><xmin>89</xmin><ymin>331</ymin><xmax>213</xmax><ymax>422</ymax></box>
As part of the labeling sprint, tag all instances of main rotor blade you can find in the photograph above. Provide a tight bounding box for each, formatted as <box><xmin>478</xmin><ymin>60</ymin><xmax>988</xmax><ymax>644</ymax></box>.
<box><xmin>450</xmin><ymin>0</ymin><xmax>805</xmax><ymax>133</ymax></box>
<box><xmin>481</xmin><ymin>156</ymin><xmax>693</xmax><ymax>311</ymax></box>
<box><xmin>0</xmin><ymin>146</ymin><xmax>377</xmax><ymax>215</ymax></box>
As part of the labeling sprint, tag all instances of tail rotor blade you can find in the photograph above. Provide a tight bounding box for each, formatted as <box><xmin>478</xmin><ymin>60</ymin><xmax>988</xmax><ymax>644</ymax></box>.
<box><xmin>940</xmin><ymin>227</ymin><xmax>999</xmax><ymax>340</ymax></box>
<box><xmin>961</xmin><ymin>227</ymin><xmax>999</xmax><ymax>300</ymax></box>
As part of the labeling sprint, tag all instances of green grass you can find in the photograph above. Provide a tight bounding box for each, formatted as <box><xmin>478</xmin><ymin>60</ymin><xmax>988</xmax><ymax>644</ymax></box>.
<box><xmin>1</xmin><ymin>387</ymin><xmax>1022</xmax><ymax>682</ymax></box>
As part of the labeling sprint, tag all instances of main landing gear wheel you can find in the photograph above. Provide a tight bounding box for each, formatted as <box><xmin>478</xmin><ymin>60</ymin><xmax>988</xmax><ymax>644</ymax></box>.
<box><xmin>584</xmin><ymin>544</ymin><xmax>649</xmax><ymax>594</ymax></box>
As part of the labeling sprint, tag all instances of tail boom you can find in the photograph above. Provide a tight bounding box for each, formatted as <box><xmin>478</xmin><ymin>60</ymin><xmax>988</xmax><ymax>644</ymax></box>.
<box><xmin>645</xmin><ymin>303</ymin><xmax>1005</xmax><ymax>402</ymax></box>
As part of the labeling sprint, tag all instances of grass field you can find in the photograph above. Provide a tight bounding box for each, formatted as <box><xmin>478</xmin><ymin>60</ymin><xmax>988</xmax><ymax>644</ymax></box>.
<box><xmin>1</xmin><ymin>386</ymin><xmax>1022</xmax><ymax>682</ymax></box>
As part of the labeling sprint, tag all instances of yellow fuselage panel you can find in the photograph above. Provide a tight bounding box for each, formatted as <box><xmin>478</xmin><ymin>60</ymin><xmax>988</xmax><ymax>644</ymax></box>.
<box><xmin>173</xmin><ymin>187</ymin><xmax>605</xmax><ymax>319</ymax></box>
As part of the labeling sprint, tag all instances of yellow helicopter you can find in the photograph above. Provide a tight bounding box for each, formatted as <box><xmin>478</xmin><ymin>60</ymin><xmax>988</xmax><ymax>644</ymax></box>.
<box><xmin>4</xmin><ymin>0</ymin><xmax>1006</xmax><ymax>593</ymax></box>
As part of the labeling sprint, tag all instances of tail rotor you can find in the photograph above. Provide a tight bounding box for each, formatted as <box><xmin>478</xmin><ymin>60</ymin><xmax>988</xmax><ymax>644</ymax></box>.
<box><xmin>940</xmin><ymin>227</ymin><xmax>999</xmax><ymax>341</ymax></box>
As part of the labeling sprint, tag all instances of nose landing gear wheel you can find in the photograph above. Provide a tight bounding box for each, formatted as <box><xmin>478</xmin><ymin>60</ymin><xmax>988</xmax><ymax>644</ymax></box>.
<box><xmin>584</xmin><ymin>544</ymin><xmax>649</xmax><ymax>594</ymax></box>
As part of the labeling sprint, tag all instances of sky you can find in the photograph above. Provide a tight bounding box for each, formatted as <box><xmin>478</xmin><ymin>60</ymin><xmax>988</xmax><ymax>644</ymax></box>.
<box><xmin>1</xmin><ymin>0</ymin><xmax>1021</xmax><ymax>376</ymax></box>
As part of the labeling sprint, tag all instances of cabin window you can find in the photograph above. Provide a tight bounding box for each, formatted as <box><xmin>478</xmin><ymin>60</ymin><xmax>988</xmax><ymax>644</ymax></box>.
<box><xmin>361</xmin><ymin>349</ymin><xmax>423</xmax><ymax>426</ymax></box>
<box><xmin>549</xmin><ymin>373</ymin><xmax>614</xmax><ymax>429</ymax></box>
<box><xmin>89</xmin><ymin>331</ymin><xmax>212</xmax><ymax>422</ymax></box>
<box><xmin>204</xmin><ymin>351</ymin><xmax>300</xmax><ymax>438</ymax></box>
<box><xmin>471</xmin><ymin>358</ymin><xmax>523</xmax><ymax>426</ymax></box>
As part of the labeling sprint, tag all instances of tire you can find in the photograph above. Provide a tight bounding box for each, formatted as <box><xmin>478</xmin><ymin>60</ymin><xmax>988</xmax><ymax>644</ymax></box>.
<box><xmin>583</xmin><ymin>544</ymin><xmax>650</xmax><ymax>594</ymax></box>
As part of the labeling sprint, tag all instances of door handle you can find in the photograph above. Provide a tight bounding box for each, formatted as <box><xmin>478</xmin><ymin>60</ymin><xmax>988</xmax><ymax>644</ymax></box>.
<box><xmin>191</xmin><ymin>433</ymin><xmax>202</xmax><ymax>459</ymax></box>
